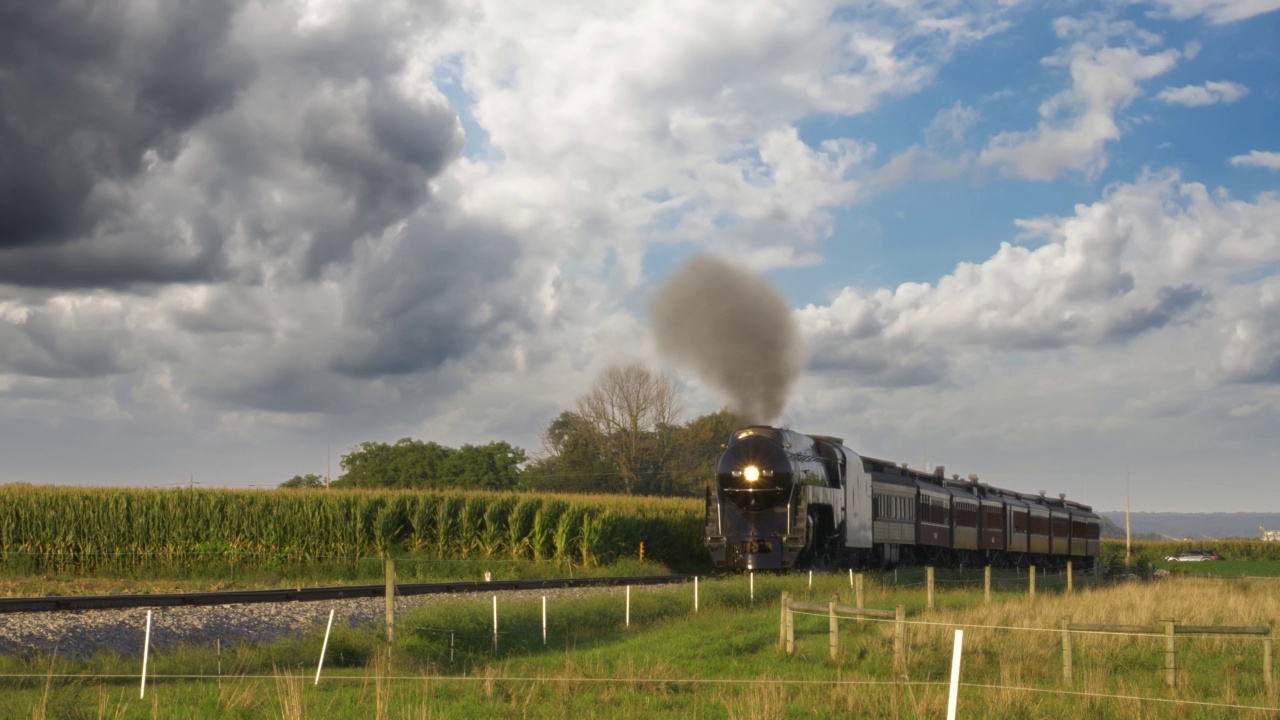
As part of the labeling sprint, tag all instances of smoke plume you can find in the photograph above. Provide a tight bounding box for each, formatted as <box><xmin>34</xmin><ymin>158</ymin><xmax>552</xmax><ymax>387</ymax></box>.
<box><xmin>651</xmin><ymin>255</ymin><xmax>803</xmax><ymax>424</ymax></box>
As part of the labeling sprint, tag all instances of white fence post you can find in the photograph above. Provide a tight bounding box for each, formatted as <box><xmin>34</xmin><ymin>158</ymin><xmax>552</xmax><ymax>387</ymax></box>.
<box><xmin>694</xmin><ymin>576</ymin><xmax>699</xmax><ymax>612</ymax></box>
<box><xmin>492</xmin><ymin>595</ymin><xmax>498</xmax><ymax>654</ymax></box>
<box><xmin>626</xmin><ymin>585</ymin><xmax>631</xmax><ymax>626</ymax></box>
<box><xmin>140</xmin><ymin>609</ymin><xmax>152</xmax><ymax>699</ymax></box>
<box><xmin>315</xmin><ymin>608</ymin><xmax>335</xmax><ymax>685</ymax></box>
<box><xmin>947</xmin><ymin>629</ymin><xmax>964</xmax><ymax>720</ymax></box>
<box><xmin>542</xmin><ymin>596</ymin><xmax>547</xmax><ymax>645</ymax></box>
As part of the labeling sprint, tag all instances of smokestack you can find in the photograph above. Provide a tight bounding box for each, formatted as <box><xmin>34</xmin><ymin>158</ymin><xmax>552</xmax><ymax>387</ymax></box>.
<box><xmin>651</xmin><ymin>255</ymin><xmax>803</xmax><ymax>424</ymax></box>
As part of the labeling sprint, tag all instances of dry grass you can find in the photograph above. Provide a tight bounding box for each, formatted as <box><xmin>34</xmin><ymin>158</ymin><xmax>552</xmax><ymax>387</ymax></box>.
<box><xmin>876</xmin><ymin>577</ymin><xmax>1279</xmax><ymax>717</ymax></box>
<box><xmin>272</xmin><ymin>665</ymin><xmax>305</xmax><ymax>720</ymax></box>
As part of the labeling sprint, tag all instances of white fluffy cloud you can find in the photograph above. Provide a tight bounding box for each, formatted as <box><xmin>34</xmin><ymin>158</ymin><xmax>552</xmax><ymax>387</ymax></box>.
<box><xmin>1230</xmin><ymin>151</ymin><xmax>1280</xmax><ymax>169</ymax></box>
<box><xmin>800</xmin><ymin>171</ymin><xmax>1280</xmax><ymax>385</ymax></box>
<box><xmin>435</xmin><ymin>0</ymin><xmax>1015</xmax><ymax>276</ymax></box>
<box><xmin>1155</xmin><ymin>80</ymin><xmax>1249</xmax><ymax>106</ymax></box>
<box><xmin>980</xmin><ymin>18</ymin><xmax>1182</xmax><ymax>180</ymax></box>
<box><xmin>1146</xmin><ymin>0</ymin><xmax>1280</xmax><ymax>24</ymax></box>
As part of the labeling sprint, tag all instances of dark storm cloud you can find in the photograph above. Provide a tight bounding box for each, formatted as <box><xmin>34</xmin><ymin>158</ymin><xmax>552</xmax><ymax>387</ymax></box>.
<box><xmin>0</xmin><ymin>309</ymin><xmax>135</xmax><ymax>379</ymax></box>
<box><xmin>0</xmin><ymin>0</ymin><xmax>250</xmax><ymax>253</ymax></box>
<box><xmin>0</xmin><ymin>0</ymin><xmax>537</xmax><ymax>424</ymax></box>
<box><xmin>299</xmin><ymin>83</ymin><xmax>462</xmax><ymax>275</ymax></box>
<box><xmin>329</xmin><ymin>214</ymin><xmax>525</xmax><ymax>378</ymax></box>
<box><xmin>0</xmin><ymin>0</ymin><xmax>462</xmax><ymax>288</ymax></box>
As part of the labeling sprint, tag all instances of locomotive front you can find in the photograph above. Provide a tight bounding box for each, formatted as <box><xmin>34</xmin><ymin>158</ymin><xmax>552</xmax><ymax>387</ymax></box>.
<box><xmin>705</xmin><ymin>427</ymin><xmax>815</xmax><ymax>570</ymax></box>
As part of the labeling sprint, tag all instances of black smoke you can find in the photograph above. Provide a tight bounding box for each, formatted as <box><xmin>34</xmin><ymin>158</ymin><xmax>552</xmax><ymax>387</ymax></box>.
<box><xmin>651</xmin><ymin>255</ymin><xmax>803</xmax><ymax>424</ymax></box>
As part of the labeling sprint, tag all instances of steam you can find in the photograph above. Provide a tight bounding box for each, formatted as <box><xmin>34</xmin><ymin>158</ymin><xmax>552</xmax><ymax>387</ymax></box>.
<box><xmin>651</xmin><ymin>255</ymin><xmax>803</xmax><ymax>424</ymax></box>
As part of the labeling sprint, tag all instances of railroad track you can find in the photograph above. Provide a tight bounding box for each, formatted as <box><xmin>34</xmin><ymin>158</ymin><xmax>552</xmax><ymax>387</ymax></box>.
<box><xmin>0</xmin><ymin>574</ymin><xmax>695</xmax><ymax>614</ymax></box>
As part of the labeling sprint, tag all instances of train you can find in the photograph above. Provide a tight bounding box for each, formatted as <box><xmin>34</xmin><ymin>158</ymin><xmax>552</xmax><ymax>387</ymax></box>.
<box><xmin>704</xmin><ymin>426</ymin><xmax>1100</xmax><ymax>571</ymax></box>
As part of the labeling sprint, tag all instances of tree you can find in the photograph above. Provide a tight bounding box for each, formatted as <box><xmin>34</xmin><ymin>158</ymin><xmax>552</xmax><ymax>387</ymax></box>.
<box><xmin>569</xmin><ymin>363</ymin><xmax>682</xmax><ymax>495</ymax></box>
<box><xmin>670</xmin><ymin>408</ymin><xmax>749</xmax><ymax>495</ymax></box>
<box><xmin>522</xmin><ymin>411</ymin><xmax>618</xmax><ymax>493</ymax></box>
<box><xmin>442</xmin><ymin>441</ymin><xmax>527</xmax><ymax>490</ymax></box>
<box><xmin>280</xmin><ymin>473</ymin><xmax>326</xmax><ymax>489</ymax></box>
<box><xmin>331</xmin><ymin>438</ymin><xmax>526</xmax><ymax>490</ymax></box>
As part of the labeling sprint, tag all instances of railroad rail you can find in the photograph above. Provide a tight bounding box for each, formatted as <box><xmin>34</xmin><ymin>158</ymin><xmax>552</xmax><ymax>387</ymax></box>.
<box><xmin>0</xmin><ymin>574</ymin><xmax>694</xmax><ymax>614</ymax></box>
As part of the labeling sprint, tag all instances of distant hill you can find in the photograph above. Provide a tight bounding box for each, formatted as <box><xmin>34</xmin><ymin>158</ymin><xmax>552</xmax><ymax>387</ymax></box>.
<box><xmin>1099</xmin><ymin>512</ymin><xmax>1280</xmax><ymax>541</ymax></box>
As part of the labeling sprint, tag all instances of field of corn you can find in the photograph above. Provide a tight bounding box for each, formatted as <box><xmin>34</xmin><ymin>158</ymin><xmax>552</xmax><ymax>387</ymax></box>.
<box><xmin>0</xmin><ymin>486</ymin><xmax>706</xmax><ymax>576</ymax></box>
<box><xmin>7</xmin><ymin>482</ymin><xmax>1280</xmax><ymax>582</ymax></box>
<box><xmin>1099</xmin><ymin>538</ymin><xmax>1280</xmax><ymax>566</ymax></box>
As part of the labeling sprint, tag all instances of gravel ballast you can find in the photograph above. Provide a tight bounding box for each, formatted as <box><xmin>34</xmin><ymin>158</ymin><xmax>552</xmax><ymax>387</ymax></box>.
<box><xmin>0</xmin><ymin>585</ymin><xmax>657</xmax><ymax>659</ymax></box>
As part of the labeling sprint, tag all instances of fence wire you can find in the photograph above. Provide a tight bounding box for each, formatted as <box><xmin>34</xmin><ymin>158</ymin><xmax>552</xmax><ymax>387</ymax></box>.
<box><xmin>0</xmin><ymin>673</ymin><xmax>1276</xmax><ymax>713</ymax></box>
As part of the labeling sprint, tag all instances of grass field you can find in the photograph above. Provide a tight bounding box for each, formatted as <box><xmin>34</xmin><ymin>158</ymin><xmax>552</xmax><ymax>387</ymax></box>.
<box><xmin>1162</xmin><ymin>559</ymin><xmax>1280</xmax><ymax>578</ymax></box>
<box><xmin>4</xmin><ymin>571</ymin><xmax>1277</xmax><ymax>718</ymax></box>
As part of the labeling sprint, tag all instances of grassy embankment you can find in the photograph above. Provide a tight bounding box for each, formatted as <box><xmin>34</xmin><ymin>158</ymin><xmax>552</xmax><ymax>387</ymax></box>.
<box><xmin>4</xmin><ymin>571</ymin><xmax>1278</xmax><ymax>718</ymax></box>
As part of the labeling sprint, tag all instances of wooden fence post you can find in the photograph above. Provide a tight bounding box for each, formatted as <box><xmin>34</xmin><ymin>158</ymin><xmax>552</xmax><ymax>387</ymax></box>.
<box><xmin>829</xmin><ymin>593</ymin><xmax>839</xmax><ymax>661</ymax></box>
<box><xmin>1165</xmin><ymin>621</ymin><xmax>1177</xmax><ymax>688</ymax></box>
<box><xmin>894</xmin><ymin>605</ymin><xmax>906</xmax><ymax>671</ymax></box>
<box><xmin>385</xmin><ymin>558</ymin><xmax>396</xmax><ymax>644</ymax></box>
<box><xmin>786</xmin><ymin>598</ymin><xmax>795</xmax><ymax>655</ymax></box>
<box><xmin>1061</xmin><ymin>617</ymin><xmax>1073</xmax><ymax>685</ymax></box>
<box><xmin>1265</xmin><ymin>635</ymin><xmax>1273</xmax><ymax>690</ymax></box>
<box><xmin>984</xmin><ymin>566</ymin><xmax>991</xmax><ymax>604</ymax></box>
<box><xmin>1029</xmin><ymin>565</ymin><xmax>1036</xmax><ymax>598</ymax></box>
<box><xmin>927</xmin><ymin>566</ymin><xmax>935</xmax><ymax>610</ymax></box>
<box><xmin>1067</xmin><ymin>561</ymin><xmax>1073</xmax><ymax>593</ymax></box>
<box><xmin>856</xmin><ymin>574</ymin><xmax>865</xmax><ymax>624</ymax></box>
<box><xmin>778</xmin><ymin>591</ymin><xmax>790</xmax><ymax>651</ymax></box>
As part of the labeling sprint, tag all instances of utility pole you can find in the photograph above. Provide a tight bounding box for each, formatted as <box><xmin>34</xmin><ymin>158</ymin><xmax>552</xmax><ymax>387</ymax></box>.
<box><xmin>326</xmin><ymin>443</ymin><xmax>331</xmax><ymax>489</ymax></box>
<box><xmin>1125</xmin><ymin>467</ymin><xmax>1131</xmax><ymax>568</ymax></box>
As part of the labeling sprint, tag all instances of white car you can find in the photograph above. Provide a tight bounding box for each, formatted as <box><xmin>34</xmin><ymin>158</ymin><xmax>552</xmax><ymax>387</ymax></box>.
<box><xmin>1164</xmin><ymin>549</ymin><xmax>1221</xmax><ymax>562</ymax></box>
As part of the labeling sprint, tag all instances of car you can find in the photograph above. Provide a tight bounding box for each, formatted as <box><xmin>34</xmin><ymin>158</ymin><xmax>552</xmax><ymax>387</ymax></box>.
<box><xmin>1164</xmin><ymin>549</ymin><xmax>1221</xmax><ymax>562</ymax></box>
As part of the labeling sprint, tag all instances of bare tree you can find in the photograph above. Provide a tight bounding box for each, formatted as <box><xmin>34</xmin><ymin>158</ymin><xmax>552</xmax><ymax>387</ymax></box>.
<box><xmin>572</xmin><ymin>363</ymin><xmax>683</xmax><ymax>495</ymax></box>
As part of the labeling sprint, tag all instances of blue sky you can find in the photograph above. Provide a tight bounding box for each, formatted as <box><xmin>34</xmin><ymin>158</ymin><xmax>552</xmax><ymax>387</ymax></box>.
<box><xmin>1</xmin><ymin>0</ymin><xmax>1278</xmax><ymax>512</ymax></box>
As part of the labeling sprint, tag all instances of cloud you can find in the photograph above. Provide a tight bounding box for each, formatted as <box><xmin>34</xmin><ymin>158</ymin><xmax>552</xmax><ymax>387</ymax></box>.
<box><xmin>1219</xmin><ymin>281</ymin><xmax>1280</xmax><ymax>383</ymax></box>
<box><xmin>798</xmin><ymin>171</ymin><xmax>1280</xmax><ymax>386</ymax></box>
<box><xmin>980</xmin><ymin>18</ymin><xmax>1182</xmax><ymax>180</ymax></box>
<box><xmin>1155</xmin><ymin>80</ymin><xmax>1249</xmax><ymax>106</ymax></box>
<box><xmin>440</xmin><ymin>0</ymin><xmax>1016</xmax><ymax>277</ymax></box>
<box><xmin>869</xmin><ymin>102</ymin><xmax>978</xmax><ymax>190</ymax></box>
<box><xmin>1230</xmin><ymin>151</ymin><xmax>1280</xmax><ymax>170</ymax></box>
<box><xmin>0</xmin><ymin>0</ymin><xmax>546</xmax><ymax>426</ymax></box>
<box><xmin>1146</xmin><ymin>0</ymin><xmax>1280</xmax><ymax>24</ymax></box>
<box><xmin>0</xmin><ymin>0</ymin><xmax>462</xmax><ymax>288</ymax></box>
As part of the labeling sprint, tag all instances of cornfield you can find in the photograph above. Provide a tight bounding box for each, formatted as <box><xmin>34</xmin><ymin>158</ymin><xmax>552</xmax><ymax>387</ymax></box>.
<box><xmin>0</xmin><ymin>486</ymin><xmax>705</xmax><ymax>575</ymax></box>
<box><xmin>1100</xmin><ymin>538</ymin><xmax>1280</xmax><ymax>565</ymax></box>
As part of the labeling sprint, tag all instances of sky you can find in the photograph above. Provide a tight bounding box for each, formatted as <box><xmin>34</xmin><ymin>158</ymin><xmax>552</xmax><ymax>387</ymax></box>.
<box><xmin>1</xmin><ymin>0</ymin><xmax>1278</xmax><ymax>513</ymax></box>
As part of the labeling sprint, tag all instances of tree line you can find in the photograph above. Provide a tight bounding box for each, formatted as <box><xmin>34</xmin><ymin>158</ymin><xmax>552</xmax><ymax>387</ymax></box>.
<box><xmin>282</xmin><ymin>363</ymin><xmax>748</xmax><ymax>497</ymax></box>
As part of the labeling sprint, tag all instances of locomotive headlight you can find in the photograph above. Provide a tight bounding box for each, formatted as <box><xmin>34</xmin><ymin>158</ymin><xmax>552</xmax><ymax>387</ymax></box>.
<box><xmin>743</xmin><ymin>465</ymin><xmax>761</xmax><ymax>483</ymax></box>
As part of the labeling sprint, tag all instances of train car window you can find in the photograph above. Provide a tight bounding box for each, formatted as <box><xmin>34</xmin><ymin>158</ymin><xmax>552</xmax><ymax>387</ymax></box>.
<box><xmin>1030</xmin><ymin>512</ymin><xmax>1049</xmax><ymax>536</ymax></box>
<box><xmin>1053</xmin><ymin>516</ymin><xmax>1068</xmax><ymax>537</ymax></box>
<box><xmin>984</xmin><ymin>506</ymin><xmax>1002</xmax><ymax>529</ymax></box>
<box><xmin>1011</xmin><ymin>509</ymin><xmax>1028</xmax><ymax>533</ymax></box>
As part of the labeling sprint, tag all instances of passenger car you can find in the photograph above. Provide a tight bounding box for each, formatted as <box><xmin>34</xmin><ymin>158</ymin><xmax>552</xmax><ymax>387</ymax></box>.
<box><xmin>1164</xmin><ymin>549</ymin><xmax>1221</xmax><ymax>562</ymax></box>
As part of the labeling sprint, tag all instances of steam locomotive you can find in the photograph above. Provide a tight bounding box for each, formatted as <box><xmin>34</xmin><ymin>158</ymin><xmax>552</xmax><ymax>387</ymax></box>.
<box><xmin>704</xmin><ymin>426</ymin><xmax>1100</xmax><ymax>570</ymax></box>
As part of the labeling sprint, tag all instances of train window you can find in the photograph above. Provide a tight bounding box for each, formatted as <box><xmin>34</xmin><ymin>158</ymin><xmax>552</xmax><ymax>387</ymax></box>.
<box><xmin>1011</xmin><ymin>509</ymin><xmax>1028</xmax><ymax>533</ymax></box>
<box><xmin>984</xmin><ymin>507</ymin><xmax>1002</xmax><ymax>529</ymax></box>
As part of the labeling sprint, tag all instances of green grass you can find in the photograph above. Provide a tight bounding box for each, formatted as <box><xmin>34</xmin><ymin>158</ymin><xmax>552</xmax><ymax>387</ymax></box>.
<box><xmin>1163</xmin><ymin>559</ymin><xmax>1280</xmax><ymax>577</ymax></box>
<box><xmin>4</xmin><ymin>572</ymin><xmax>1275</xmax><ymax>718</ymax></box>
